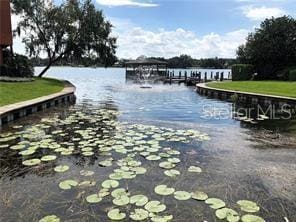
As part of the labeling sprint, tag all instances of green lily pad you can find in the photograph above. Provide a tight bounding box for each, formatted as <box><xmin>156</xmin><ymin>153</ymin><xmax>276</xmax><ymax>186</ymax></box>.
<box><xmin>98</xmin><ymin>188</ymin><xmax>110</xmax><ymax>198</ymax></box>
<box><xmin>54</xmin><ymin>165</ymin><xmax>69</xmax><ymax>173</ymax></box>
<box><xmin>145</xmin><ymin>200</ymin><xmax>166</xmax><ymax>213</ymax></box>
<box><xmin>164</xmin><ymin>169</ymin><xmax>180</xmax><ymax>177</ymax></box>
<box><xmin>140</xmin><ymin>151</ymin><xmax>150</xmax><ymax>156</ymax></box>
<box><xmin>159</xmin><ymin>153</ymin><xmax>170</xmax><ymax>158</ymax></box>
<box><xmin>130</xmin><ymin>194</ymin><xmax>149</xmax><ymax>206</ymax></box>
<box><xmin>80</xmin><ymin>170</ymin><xmax>94</xmax><ymax>176</ymax></box>
<box><xmin>99</xmin><ymin>160</ymin><xmax>112</xmax><ymax>167</ymax></box>
<box><xmin>22</xmin><ymin>158</ymin><xmax>41</xmax><ymax>166</ymax></box>
<box><xmin>205</xmin><ymin>198</ymin><xmax>226</xmax><ymax>209</ymax></box>
<box><xmin>79</xmin><ymin>181</ymin><xmax>96</xmax><ymax>187</ymax></box>
<box><xmin>82</xmin><ymin>151</ymin><xmax>94</xmax><ymax>156</ymax></box>
<box><xmin>167</xmin><ymin>158</ymin><xmax>180</xmax><ymax>163</ymax></box>
<box><xmin>241</xmin><ymin>214</ymin><xmax>265</xmax><ymax>222</ymax></box>
<box><xmin>237</xmin><ymin>200</ymin><xmax>260</xmax><ymax>213</ymax></box>
<box><xmin>150</xmin><ymin>214</ymin><xmax>173</xmax><ymax>222</ymax></box>
<box><xmin>111</xmin><ymin>188</ymin><xmax>129</xmax><ymax>198</ymax></box>
<box><xmin>154</xmin><ymin>185</ymin><xmax>175</xmax><ymax>196</ymax></box>
<box><xmin>127</xmin><ymin>160</ymin><xmax>142</xmax><ymax>167</ymax></box>
<box><xmin>174</xmin><ymin>191</ymin><xmax>191</xmax><ymax>200</ymax></box>
<box><xmin>146</xmin><ymin>155</ymin><xmax>161</xmax><ymax>161</ymax></box>
<box><xmin>19</xmin><ymin>149</ymin><xmax>35</xmax><ymax>156</ymax></box>
<box><xmin>113</xmin><ymin>195</ymin><xmax>130</xmax><ymax>206</ymax></box>
<box><xmin>191</xmin><ymin>191</ymin><xmax>208</xmax><ymax>201</ymax></box>
<box><xmin>131</xmin><ymin>167</ymin><xmax>147</xmax><ymax>175</ymax></box>
<box><xmin>159</xmin><ymin>161</ymin><xmax>175</xmax><ymax>169</ymax></box>
<box><xmin>167</xmin><ymin>150</ymin><xmax>180</xmax><ymax>155</ymax></box>
<box><xmin>41</xmin><ymin>155</ymin><xmax>57</xmax><ymax>161</ymax></box>
<box><xmin>107</xmin><ymin>208</ymin><xmax>126</xmax><ymax>221</ymax></box>
<box><xmin>59</xmin><ymin>180</ymin><xmax>78</xmax><ymax>190</ymax></box>
<box><xmin>10</xmin><ymin>144</ymin><xmax>26</xmax><ymax>150</ymax></box>
<box><xmin>188</xmin><ymin>166</ymin><xmax>202</xmax><ymax>173</ymax></box>
<box><xmin>86</xmin><ymin>194</ymin><xmax>102</xmax><ymax>203</ymax></box>
<box><xmin>102</xmin><ymin>179</ymin><xmax>119</xmax><ymax>189</ymax></box>
<box><xmin>39</xmin><ymin>215</ymin><xmax>60</xmax><ymax>222</ymax></box>
<box><xmin>215</xmin><ymin>208</ymin><xmax>240</xmax><ymax>222</ymax></box>
<box><xmin>130</xmin><ymin>209</ymin><xmax>149</xmax><ymax>221</ymax></box>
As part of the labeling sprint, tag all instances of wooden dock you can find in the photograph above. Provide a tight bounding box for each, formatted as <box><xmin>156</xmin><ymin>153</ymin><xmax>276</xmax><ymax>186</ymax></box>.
<box><xmin>163</xmin><ymin>70</ymin><xmax>231</xmax><ymax>86</ymax></box>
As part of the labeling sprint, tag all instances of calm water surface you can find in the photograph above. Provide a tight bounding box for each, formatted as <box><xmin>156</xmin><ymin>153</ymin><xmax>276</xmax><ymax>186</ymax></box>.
<box><xmin>0</xmin><ymin>67</ymin><xmax>295</xmax><ymax>222</ymax></box>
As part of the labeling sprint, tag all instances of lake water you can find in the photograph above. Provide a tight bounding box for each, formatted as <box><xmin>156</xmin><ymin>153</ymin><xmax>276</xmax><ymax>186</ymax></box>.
<box><xmin>0</xmin><ymin>67</ymin><xmax>295</xmax><ymax>222</ymax></box>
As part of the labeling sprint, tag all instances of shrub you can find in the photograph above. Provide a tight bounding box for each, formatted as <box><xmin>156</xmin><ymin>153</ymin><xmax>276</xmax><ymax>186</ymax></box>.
<box><xmin>277</xmin><ymin>67</ymin><xmax>296</xmax><ymax>80</ymax></box>
<box><xmin>289</xmin><ymin>69</ymin><xmax>296</xmax><ymax>81</ymax></box>
<box><xmin>1</xmin><ymin>51</ymin><xmax>34</xmax><ymax>78</ymax></box>
<box><xmin>231</xmin><ymin>64</ymin><xmax>254</xmax><ymax>81</ymax></box>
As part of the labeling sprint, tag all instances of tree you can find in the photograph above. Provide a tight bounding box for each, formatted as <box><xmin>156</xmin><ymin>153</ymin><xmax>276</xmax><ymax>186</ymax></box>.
<box><xmin>12</xmin><ymin>0</ymin><xmax>117</xmax><ymax>77</ymax></box>
<box><xmin>236</xmin><ymin>16</ymin><xmax>296</xmax><ymax>79</ymax></box>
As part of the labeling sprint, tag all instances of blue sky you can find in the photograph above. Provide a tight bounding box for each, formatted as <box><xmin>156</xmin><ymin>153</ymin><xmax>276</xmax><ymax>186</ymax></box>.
<box><xmin>13</xmin><ymin>0</ymin><xmax>296</xmax><ymax>59</ymax></box>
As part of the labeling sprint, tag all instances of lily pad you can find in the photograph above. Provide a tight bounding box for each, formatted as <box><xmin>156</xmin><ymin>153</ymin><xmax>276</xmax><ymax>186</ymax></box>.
<box><xmin>150</xmin><ymin>214</ymin><xmax>173</xmax><ymax>222</ymax></box>
<box><xmin>167</xmin><ymin>158</ymin><xmax>180</xmax><ymax>163</ymax></box>
<box><xmin>22</xmin><ymin>158</ymin><xmax>41</xmax><ymax>166</ymax></box>
<box><xmin>191</xmin><ymin>191</ymin><xmax>208</xmax><ymax>201</ymax></box>
<box><xmin>241</xmin><ymin>214</ymin><xmax>265</xmax><ymax>222</ymax></box>
<box><xmin>146</xmin><ymin>155</ymin><xmax>161</xmax><ymax>161</ymax></box>
<box><xmin>102</xmin><ymin>179</ymin><xmax>119</xmax><ymax>189</ymax></box>
<box><xmin>159</xmin><ymin>161</ymin><xmax>175</xmax><ymax>169</ymax></box>
<box><xmin>80</xmin><ymin>170</ymin><xmax>94</xmax><ymax>176</ymax></box>
<box><xmin>215</xmin><ymin>208</ymin><xmax>240</xmax><ymax>222</ymax></box>
<box><xmin>205</xmin><ymin>198</ymin><xmax>226</xmax><ymax>209</ymax></box>
<box><xmin>188</xmin><ymin>166</ymin><xmax>202</xmax><ymax>173</ymax></box>
<box><xmin>131</xmin><ymin>167</ymin><xmax>147</xmax><ymax>175</ymax></box>
<box><xmin>130</xmin><ymin>194</ymin><xmax>149</xmax><ymax>206</ymax></box>
<box><xmin>19</xmin><ymin>149</ymin><xmax>35</xmax><ymax>156</ymax></box>
<box><xmin>174</xmin><ymin>191</ymin><xmax>191</xmax><ymax>200</ymax></box>
<box><xmin>41</xmin><ymin>155</ymin><xmax>57</xmax><ymax>162</ymax></box>
<box><xmin>129</xmin><ymin>209</ymin><xmax>149</xmax><ymax>221</ymax></box>
<box><xmin>82</xmin><ymin>151</ymin><xmax>94</xmax><ymax>156</ymax></box>
<box><xmin>79</xmin><ymin>181</ymin><xmax>96</xmax><ymax>187</ymax></box>
<box><xmin>54</xmin><ymin>165</ymin><xmax>69</xmax><ymax>173</ymax></box>
<box><xmin>113</xmin><ymin>195</ymin><xmax>130</xmax><ymax>206</ymax></box>
<box><xmin>99</xmin><ymin>160</ymin><xmax>112</xmax><ymax>167</ymax></box>
<box><xmin>111</xmin><ymin>188</ymin><xmax>129</xmax><ymax>198</ymax></box>
<box><xmin>237</xmin><ymin>200</ymin><xmax>260</xmax><ymax>213</ymax></box>
<box><xmin>145</xmin><ymin>201</ymin><xmax>166</xmax><ymax>213</ymax></box>
<box><xmin>107</xmin><ymin>208</ymin><xmax>126</xmax><ymax>221</ymax></box>
<box><xmin>164</xmin><ymin>169</ymin><xmax>180</xmax><ymax>177</ymax></box>
<box><xmin>154</xmin><ymin>185</ymin><xmax>175</xmax><ymax>196</ymax></box>
<box><xmin>98</xmin><ymin>188</ymin><xmax>110</xmax><ymax>198</ymax></box>
<box><xmin>86</xmin><ymin>194</ymin><xmax>102</xmax><ymax>203</ymax></box>
<box><xmin>39</xmin><ymin>215</ymin><xmax>60</xmax><ymax>222</ymax></box>
<box><xmin>59</xmin><ymin>180</ymin><xmax>78</xmax><ymax>190</ymax></box>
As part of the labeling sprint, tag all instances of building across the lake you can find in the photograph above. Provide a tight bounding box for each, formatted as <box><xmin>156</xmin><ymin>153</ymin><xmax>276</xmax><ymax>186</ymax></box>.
<box><xmin>125</xmin><ymin>58</ymin><xmax>168</xmax><ymax>81</ymax></box>
<box><xmin>0</xmin><ymin>0</ymin><xmax>13</xmax><ymax>65</ymax></box>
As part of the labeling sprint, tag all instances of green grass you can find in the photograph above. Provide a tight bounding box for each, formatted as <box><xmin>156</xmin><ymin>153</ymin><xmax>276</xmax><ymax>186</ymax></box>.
<box><xmin>0</xmin><ymin>78</ymin><xmax>65</xmax><ymax>106</ymax></box>
<box><xmin>207</xmin><ymin>81</ymin><xmax>296</xmax><ymax>98</ymax></box>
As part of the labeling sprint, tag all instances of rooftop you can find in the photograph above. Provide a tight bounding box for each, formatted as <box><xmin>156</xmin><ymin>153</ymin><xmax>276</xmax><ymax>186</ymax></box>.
<box><xmin>125</xmin><ymin>59</ymin><xmax>167</xmax><ymax>66</ymax></box>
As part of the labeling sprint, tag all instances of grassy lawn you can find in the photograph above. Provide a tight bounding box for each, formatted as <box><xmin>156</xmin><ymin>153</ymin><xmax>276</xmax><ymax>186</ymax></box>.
<box><xmin>0</xmin><ymin>78</ymin><xmax>64</xmax><ymax>106</ymax></box>
<box><xmin>207</xmin><ymin>81</ymin><xmax>296</xmax><ymax>98</ymax></box>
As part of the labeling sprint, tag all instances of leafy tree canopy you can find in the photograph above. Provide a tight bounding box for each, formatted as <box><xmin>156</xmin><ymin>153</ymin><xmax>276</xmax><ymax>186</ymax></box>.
<box><xmin>237</xmin><ymin>16</ymin><xmax>296</xmax><ymax>79</ymax></box>
<box><xmin>12</xmin><ymin>0</ymin><xmax>117</xmax><ymax>77</ymax></box>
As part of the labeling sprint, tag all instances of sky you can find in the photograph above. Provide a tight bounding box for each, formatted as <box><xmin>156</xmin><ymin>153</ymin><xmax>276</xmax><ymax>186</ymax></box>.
<box><xmin>12</xmin><ymin>0</ymin><xmax>296</xmax><ymax>59</ymax></box>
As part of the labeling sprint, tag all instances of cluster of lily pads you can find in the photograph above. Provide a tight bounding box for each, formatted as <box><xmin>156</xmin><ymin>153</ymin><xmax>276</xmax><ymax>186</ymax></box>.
<box><xmin>0</xmin><ymin>108</ymin><xmax>265</xmax><ymax>222</ymax></box>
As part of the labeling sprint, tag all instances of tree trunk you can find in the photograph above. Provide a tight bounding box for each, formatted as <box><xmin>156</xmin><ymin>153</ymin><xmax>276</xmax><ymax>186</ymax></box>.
<box><xmin>38</xmin><ymin>61</ymin><xmax>52</xmax><ymax>77</ymax></box>
<box><xmin>37</xmin><ymin>53</ymin><xmax>66</xmax><ymax>77</ymax></box>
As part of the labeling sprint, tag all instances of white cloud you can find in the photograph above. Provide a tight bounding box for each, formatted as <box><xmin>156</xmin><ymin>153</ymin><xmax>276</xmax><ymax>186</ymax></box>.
<box><xmin>242</xmin><ymin>6</ymin><xmax>286</xmax><ymax>21</ymax></box>
<box><xmin>96</xmin><ymin>0</ymin><xmax>158</xmax><ymax>7</ymax></box>
<box><xmin>113</xmin><ymin>25</ymin><xmax>249</xmax><ymax>59</ymax></box>
<box><xmin>11</xmin><ymin>14</ymin><xmax>27</xmax><ymax>55</ymax></box>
